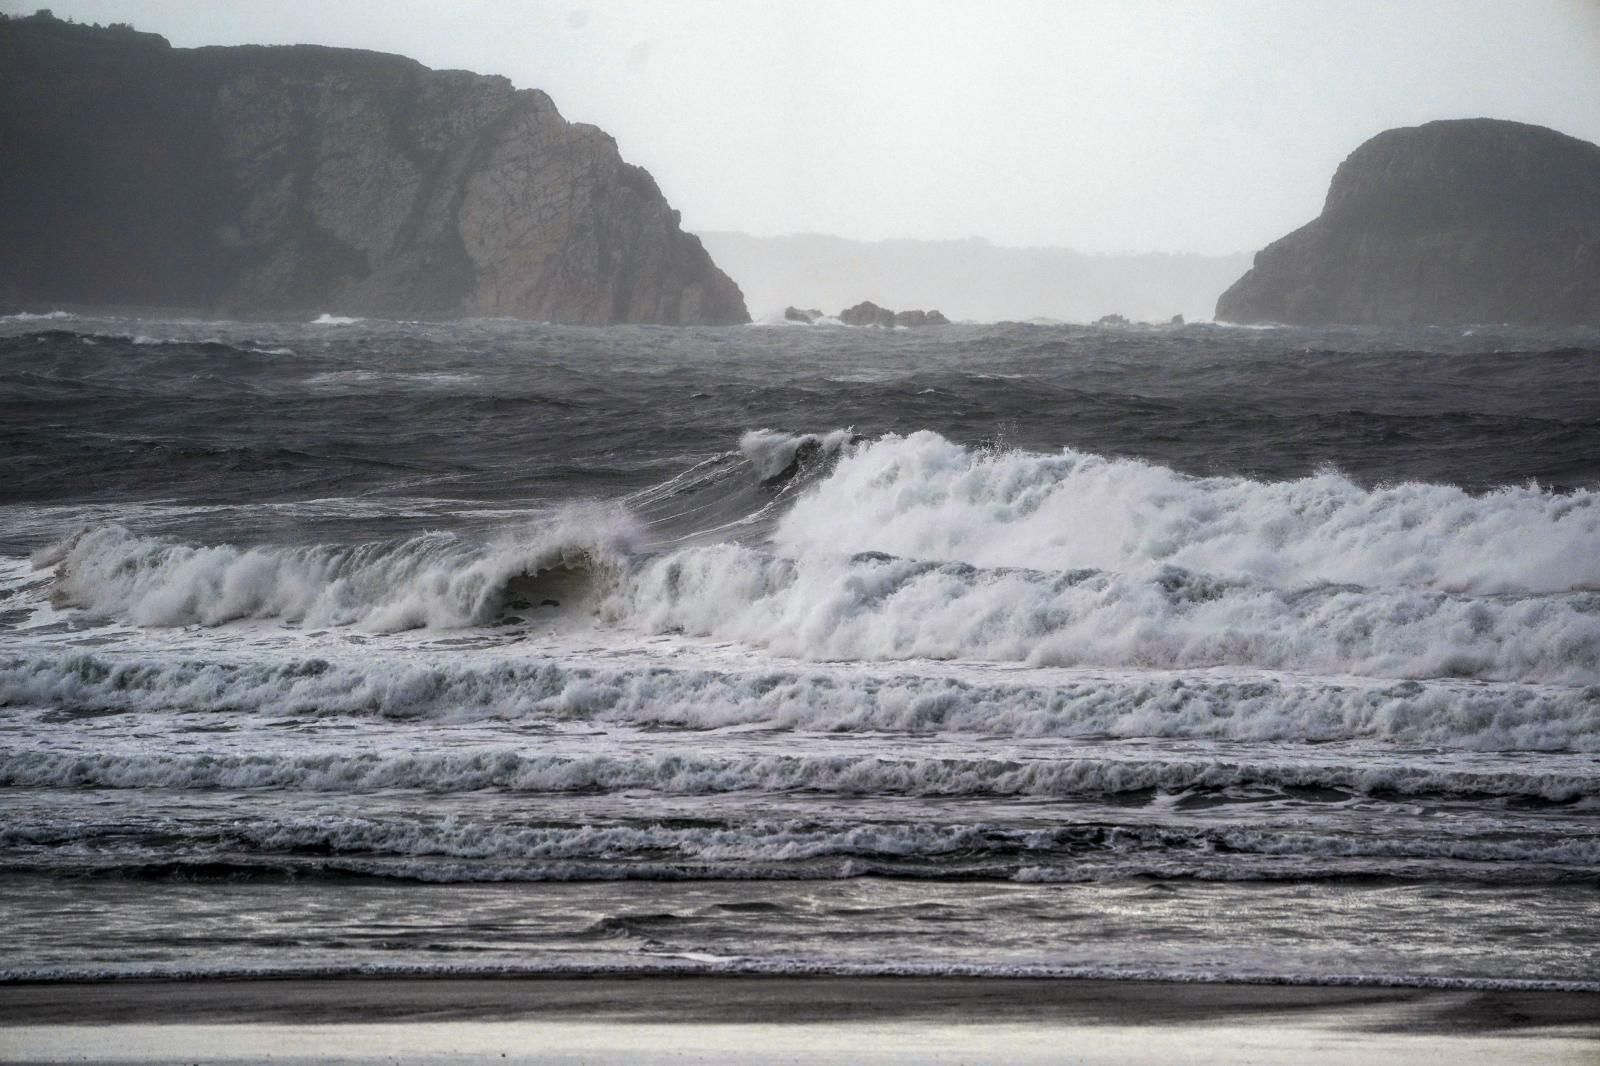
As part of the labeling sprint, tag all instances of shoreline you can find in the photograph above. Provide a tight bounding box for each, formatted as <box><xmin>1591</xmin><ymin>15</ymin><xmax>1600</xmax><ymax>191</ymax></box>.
<box><xmin>4</xmin><ymin>976</ymin><xmax>1596</xmax><ymax>1065</ymax></box>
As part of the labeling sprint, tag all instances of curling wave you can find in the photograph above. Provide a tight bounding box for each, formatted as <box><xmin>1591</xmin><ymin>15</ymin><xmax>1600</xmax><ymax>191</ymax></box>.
<box><xmin>37</xmin><ymin>511</ymin><xmax>635</xmax><ymax>631</ymax></box>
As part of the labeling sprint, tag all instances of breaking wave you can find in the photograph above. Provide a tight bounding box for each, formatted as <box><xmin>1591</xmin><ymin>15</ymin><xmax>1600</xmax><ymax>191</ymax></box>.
<box><xmin>28</xmin><ymin>431</ymin><xmax>1600</xmax><ymax>683</ymax></box>
<box><xmin>775</xmin><ymin>431</ymin><xmax>1600</xmax><ymax>594</ymax></box>
<box><xmin>4</xmin><ymin>651</ymin><xmax>1595</xmax><ymax>749</ymax></box>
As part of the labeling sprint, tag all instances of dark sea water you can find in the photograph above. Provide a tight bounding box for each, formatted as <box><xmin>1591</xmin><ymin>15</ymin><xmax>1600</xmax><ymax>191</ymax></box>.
<box><xmin>2</xmin><ymin>310</ymin><xmax>1598</xmax><ymax>989</ymax></box>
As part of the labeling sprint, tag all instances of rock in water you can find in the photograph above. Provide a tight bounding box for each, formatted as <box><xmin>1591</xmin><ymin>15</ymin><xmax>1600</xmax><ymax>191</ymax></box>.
<box><xmin>0</xmin><ymin>15</ymin><xmax>748</xmax><ymax>324</ymax></box>
<box><xmin>839</xmin><ymin>301</ymin><xmax>948</xmax><ymax>327</ymax></box>
<box><xmin>1216</xmin><ymin>119</ymin><xmax>1600</xmax><ymax>327</ymax></box>
<box><xmin>839</xmin><ymin>301</ymin><xmax>898</xmax><ymax>327</ymax></box>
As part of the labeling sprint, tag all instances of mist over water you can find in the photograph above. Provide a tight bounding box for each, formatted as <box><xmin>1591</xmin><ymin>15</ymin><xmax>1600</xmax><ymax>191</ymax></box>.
<box><xmin>2</xmin><ymin>311</ymin><xmax>1599</xmax><ymax>987</ymax></box>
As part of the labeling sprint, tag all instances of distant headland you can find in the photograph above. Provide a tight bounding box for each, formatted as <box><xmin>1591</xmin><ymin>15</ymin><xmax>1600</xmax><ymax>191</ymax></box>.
<box><xmin>0</xmin><ymin>12</ymin><xmax>749</xmax><ymax>325</ymax></box>
<box><xmin>1217</xmin><ymin>118</ymin><xmax>1600</xmax><ymax>327</ymax></box>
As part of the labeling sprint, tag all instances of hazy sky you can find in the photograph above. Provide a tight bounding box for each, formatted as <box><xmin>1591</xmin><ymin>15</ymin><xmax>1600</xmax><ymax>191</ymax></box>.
<box><xmin>15</xmin><ymin>0</ymin><xmax>1600</xmax><ymax>254</ymax></box>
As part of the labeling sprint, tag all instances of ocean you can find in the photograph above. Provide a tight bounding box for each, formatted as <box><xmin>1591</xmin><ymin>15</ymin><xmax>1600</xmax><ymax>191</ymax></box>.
<box><xmin>1</xmin><ymin>311</ymin><xmax>1598</xmax><ymax>991</ymax></box>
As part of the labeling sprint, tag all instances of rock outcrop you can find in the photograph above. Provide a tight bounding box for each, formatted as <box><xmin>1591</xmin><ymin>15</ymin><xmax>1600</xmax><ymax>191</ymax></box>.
<box><xmin>0</xmin><ymin>13</ymin><xmax>748</xmax><ymax>324</ymax></box>
<box><xmin>1216</xmin><ymin>119</ymin><xmax>1600</xmax><ymax>327</ymax></box>
<box><xmin>839</xmin><ymin>301</ymin><xmax>897</xmax><ymax>327</ymax></box>
<box><xmin>838</xmin><ymin>301</ymin><xmax>948</xmax><ymax>327</ymax></box>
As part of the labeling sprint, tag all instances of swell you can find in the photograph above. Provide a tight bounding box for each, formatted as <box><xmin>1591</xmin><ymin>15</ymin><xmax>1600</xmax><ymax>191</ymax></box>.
<box><xmin>5</xmin><ymin>802</ymin><xmax>1596</xmax><ymax>883</ymax></box>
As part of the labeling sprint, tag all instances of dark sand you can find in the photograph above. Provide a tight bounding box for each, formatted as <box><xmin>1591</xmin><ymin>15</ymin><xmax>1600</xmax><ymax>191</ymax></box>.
<box><xmin>2</xmin><ymin>978</ymin><xmax>1598</xmax><ymax>1064</ymax></box>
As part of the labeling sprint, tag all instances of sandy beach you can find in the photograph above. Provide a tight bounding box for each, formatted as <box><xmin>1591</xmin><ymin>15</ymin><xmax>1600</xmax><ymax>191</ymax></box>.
<box><xmin>3</xmin><ymin>977</ymin><xmax>1598</xmax><ymax>1064</ymax></box>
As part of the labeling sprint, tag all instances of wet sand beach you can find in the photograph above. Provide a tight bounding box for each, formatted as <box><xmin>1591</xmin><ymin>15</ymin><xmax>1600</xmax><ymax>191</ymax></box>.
<box><xmin>3</xmin><ymin>977</ymin><xmax>1598</xmax><ymax>1064</ymax></box>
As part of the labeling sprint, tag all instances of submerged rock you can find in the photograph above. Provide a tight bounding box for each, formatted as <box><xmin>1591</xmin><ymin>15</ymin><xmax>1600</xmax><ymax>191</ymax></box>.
<box><xmin>1216</xmin><ymin>118</ymin><xmax>1600</xmax><ymax>326</ymax></box>
<box><xmin>0</xmin><ymin>13</ymin><xmax>748</xmax><ymax>324</ymax></box>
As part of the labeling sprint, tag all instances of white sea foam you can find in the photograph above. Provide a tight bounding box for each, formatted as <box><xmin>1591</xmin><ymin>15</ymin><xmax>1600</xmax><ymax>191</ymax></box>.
<box><xmin>2</xmin><ymin>738</ymin><xmax>1595</xmax><ymax>799</ymax></box>
<box><xmin>0</xmin><ymin>310</ymin><xmax>75</xmax><ymax>321</ymax></box>
<box><xmin>606</xmin><ymin>546</ymin><xmax>1600</xmax><ymax>683</ymax></box>
<box><xmin>774</xmin><ymin>431</ymin><xmax>1600</xmax><ymax>595</ymax></box>
<box><xmin>310</xmin><ymin>313</ymin><xmax>364</xmax><ymax>325</ymax></box>
<box><xmin>2</xmin><ymin>650</ymin><xmax>1596</xmax><ymax>749</ymax></box>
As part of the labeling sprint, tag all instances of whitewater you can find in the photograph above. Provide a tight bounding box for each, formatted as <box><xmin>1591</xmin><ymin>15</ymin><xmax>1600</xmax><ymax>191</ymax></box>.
<box><xmin>2</xmin><ymin>311</ymin><xmax>1598</xmax><ymax>989</ymax></box>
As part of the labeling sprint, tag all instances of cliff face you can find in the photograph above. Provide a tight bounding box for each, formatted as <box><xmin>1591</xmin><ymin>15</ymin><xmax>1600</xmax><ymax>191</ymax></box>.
<box><xmin>0</xmin><ymin>16</ymin><xmax>748</xmax><ymax>324</ymax></box>
<box><xmin>1216</xmin><ymin>119</ymin><xmax>1600</xmax><ymax>327</ymax></box>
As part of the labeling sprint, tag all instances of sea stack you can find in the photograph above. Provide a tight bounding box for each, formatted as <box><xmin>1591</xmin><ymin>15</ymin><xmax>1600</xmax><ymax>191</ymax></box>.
<box><xmin>0</xmin><ymin>13</ymin><xmax>749</xmax><ymax>324</ymax></box>
<box><xmin>1216</xmin><ymin>118</ymin><xmax>1600</xmax><ymax>327</ymax></box>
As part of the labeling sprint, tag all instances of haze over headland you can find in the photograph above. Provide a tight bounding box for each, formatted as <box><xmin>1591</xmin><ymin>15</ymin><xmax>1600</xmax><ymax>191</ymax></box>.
<box><xmin>700</xmin><ymin>234</ymin><xmax>1250</xmax><ymax>323</ymax></box>
<box><xmin>15</xmin><ymin>0</ymin><xmax>1600</xmax><ymax>258</ymax></box>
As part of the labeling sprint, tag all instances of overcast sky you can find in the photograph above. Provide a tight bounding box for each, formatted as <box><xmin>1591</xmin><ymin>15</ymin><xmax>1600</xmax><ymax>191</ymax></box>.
<box><xmin>15</xmin><ymin>0</ymin><xmax>1600</xmax><ymax>254</ymax></box>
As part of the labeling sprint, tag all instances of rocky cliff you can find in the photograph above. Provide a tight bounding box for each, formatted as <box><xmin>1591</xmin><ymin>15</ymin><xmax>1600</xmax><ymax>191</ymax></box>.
<box><xmin>1216</xmin><ymin>119</ymin><xmax>1600</xmax><ymax>327</ymax></box>
<box><xmin>0</xmin><ymin>14</ymin><xmax>748</xmax><ymax>324</ymax></box>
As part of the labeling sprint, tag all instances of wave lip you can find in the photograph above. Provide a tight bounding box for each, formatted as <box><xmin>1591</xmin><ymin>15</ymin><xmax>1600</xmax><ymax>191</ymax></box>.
<box><xmin>738</xmin><ymin>428</ymin><xmax>856</xmax><ymax>483</ymax></box>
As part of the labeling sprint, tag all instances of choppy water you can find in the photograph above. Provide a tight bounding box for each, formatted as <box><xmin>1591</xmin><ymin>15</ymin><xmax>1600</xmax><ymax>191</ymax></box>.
<box><xmin>2</xmin><ymin>310</ymin><xmax>1598</xmax><ymax>988</ymax></box>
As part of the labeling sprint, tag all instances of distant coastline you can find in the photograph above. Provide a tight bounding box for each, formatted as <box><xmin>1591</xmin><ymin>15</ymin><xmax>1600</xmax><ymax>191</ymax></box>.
<box><xmin>698</xmin><ymin>232</ymin><xmax>1251</xmax><ymax>325</ymax></box>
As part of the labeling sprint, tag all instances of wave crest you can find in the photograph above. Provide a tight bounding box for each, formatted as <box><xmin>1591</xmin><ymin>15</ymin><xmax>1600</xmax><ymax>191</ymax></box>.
<box><xmin>40</xmin><ymin>508</ymin><xmax>637</xmax><ymax>631</ymax></box>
